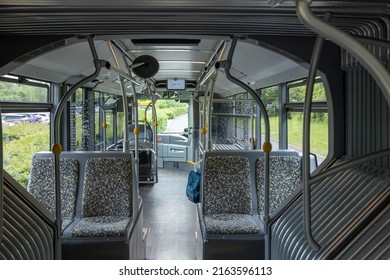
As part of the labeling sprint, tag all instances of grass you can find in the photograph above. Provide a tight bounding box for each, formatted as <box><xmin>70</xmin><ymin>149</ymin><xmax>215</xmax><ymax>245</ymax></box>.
<box><xmin>263</xmin><ymin>114</ymin><xmax>328</xmax><ymax>157</ymax></box>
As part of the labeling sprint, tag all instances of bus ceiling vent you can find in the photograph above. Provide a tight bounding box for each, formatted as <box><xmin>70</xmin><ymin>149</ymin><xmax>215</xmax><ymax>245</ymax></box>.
<box><xmin>132</xmin><ymin>55</ymin><xmax>160</xmax><ymax>79</ymax></box>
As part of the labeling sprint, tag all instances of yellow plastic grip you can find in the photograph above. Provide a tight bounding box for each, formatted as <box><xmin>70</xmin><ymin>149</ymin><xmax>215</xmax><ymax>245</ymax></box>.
<box><xmin>102</xmin><ymin>123</ymin><xmax>107</xmax><ymax>129</ymax></box>
<box><xmin>262</xmin><ymin>142</ymin><xmax>272</xmax><ymax>153</ymax></box>
<box><xmin>133</xmin><ymin>127</ymin><xmax>140</xmax><ymax>135</ymax></box>
<box><xmin>201</xmin><ymin>127</ymin><xmax>208</xmax><ymax>135</ymax></box>
<box><xmin>51</xmin><ymin>143</ymin><xmax>62</xmax><ymax>155</ymax></box>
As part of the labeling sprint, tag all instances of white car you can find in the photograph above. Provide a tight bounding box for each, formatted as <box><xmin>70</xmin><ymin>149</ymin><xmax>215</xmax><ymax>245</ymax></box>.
<box><xmin>35</xmin><ymin>113</ymin><xmax>50</xmax><ymax>124</ymax></box>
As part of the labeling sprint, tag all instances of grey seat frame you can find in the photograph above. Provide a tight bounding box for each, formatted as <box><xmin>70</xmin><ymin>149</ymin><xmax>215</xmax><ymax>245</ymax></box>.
<box><xmin>197</xmin><ymin>150</ymin><xmax>265</xmax><ymax>260</ymax></box>
<box><xmin>30</xmin><ymin>151</ymin><xmax>144</xmax><ymax>260</ymax></box>
<box><xmin>196</xmin><ymin>149</ymin><xmax>309</xmax><ymax>260</ymax></box>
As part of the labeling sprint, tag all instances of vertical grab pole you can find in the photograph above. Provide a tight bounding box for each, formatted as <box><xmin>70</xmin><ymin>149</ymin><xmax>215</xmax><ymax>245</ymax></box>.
<box><xmin>123</xmin><ymin>56</ymin><xmax>140</xmax><ymax>180</ymax></box>
<box><xmin>97</xmin><ymin>104</ymin><xmax>106</xmax><ymax>151</ymax></box>
<box><xmin>206</xmin><ymin>75</ymin><xmax>217</xmax><ymax>151</ymax></box>
<box><xmin>149</xmin><ymin>88</ymin><xmax>158</xmax><ymax>154</ymax></box>
<box><xmin>217</xmin><ymin>36</ymin><xmax>272</xmax><ymax>259</ymax></box>
<box><xmin>301</xmin><ymin>11</ymin><xmax>331</xmax><ymax>252</ymax></box>
<box><xmin>107</xmin><ymin>41</ymin><xmax>130</xmax><ymax>153</ymax></box>
<box><xmin>53</xmin><ymin>34</ymin><xmax>103</xmax><ymax>259</ymax></box>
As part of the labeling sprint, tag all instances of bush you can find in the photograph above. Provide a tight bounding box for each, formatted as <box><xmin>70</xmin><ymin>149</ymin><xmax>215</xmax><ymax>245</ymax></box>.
<box><xmin>3</xmin><ymin>123</ymin><xmax>50</xmax><ymax>187</ymax></box>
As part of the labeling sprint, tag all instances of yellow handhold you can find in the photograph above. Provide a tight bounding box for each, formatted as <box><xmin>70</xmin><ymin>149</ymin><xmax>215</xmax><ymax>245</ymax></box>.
<box><xmin>201</xmin><ymin>127</ymin><xmax>208</xmax><ymax>135</ymax></box>
<box><xmin>102</xmin><ymin>123</ymin><xmax>107</xmax><ymax>129</ymax></box>
<box><xmin>51</xmin><ymin>143</ymin><xmax>62</xmax><ymax>155</ymax></box>
<box><xmin>133</xmin><ymin>127</ymin><xmax>140</xmax><ymax>135</ymax></box>
<box><xmin>144</xmin><ymin>117</ymin><xmax>147</xmax><ymax>122</ymax></box>
<box><xmin>262</xmin><ymin>142</ymin><xmax>272</xmax><ymax>153</ymax></box>
<box><xmin>154</xmin><ymin>122</ymin><xmax>158</xmax><ymax>127</ymax></box>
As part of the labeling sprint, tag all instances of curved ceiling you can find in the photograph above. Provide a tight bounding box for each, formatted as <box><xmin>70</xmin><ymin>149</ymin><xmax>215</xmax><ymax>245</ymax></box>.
<box><xmin>1</xmin><ymin>1</ymin><xmax>389</xmax><ymax>97</ymax></box>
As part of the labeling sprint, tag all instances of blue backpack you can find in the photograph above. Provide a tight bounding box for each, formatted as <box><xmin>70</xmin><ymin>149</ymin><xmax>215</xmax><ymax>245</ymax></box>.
<box><xmin>186</xmin><ymin>170</ymin><xmax>201</xmax><ymax>203</ymax></box>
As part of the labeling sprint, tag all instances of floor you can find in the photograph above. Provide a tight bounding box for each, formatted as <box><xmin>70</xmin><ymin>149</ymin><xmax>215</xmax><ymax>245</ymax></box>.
<box><xmin>139</xmin><ymin>168</ymin><xmax>198</xmax><ymax>260</ymax></box>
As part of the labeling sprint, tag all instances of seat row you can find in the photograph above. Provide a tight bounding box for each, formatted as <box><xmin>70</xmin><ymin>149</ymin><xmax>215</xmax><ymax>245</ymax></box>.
<box><xmin>26</xmin><ymin>151</ymin><xmax>145</xmax><ymax>260</ymax></box>
<box><xmin>196</xmin><ymin>149</ymin><xmax>307</xmax><ymax>260</ymax></box>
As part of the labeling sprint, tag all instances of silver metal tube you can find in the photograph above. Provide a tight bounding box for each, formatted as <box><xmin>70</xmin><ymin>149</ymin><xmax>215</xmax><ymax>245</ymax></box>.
<box><xmin>199</xmin><ymin>66</ymin><xmax>216</xmax><ymax>87</ymax></box>
<box><xmin>302</xmin><ymin>12</ymin><xmax>330</xmax><ymax>252</ymax></box>
<box><xmin>129</xmin><ymin>71</ymin><xmax>139</xmax><ymax>180</ymax></box>
<box><xmin>107</xmin><ymin>64</ymin><xmax>141</xmax><ymax>86</ymax></box>
<box><xmin>52</xmin><ymin>34</ymin><xmax>102</xmax><ymax>259</ymax></box>
<box><xmin>311</xmin><ymin>148</ymin><xmax>390</xmax><ymax>185</ymax></box>
<box><xmin>207</xmin><ymin>75</ymin><xmax>217</xmax><ymax>151</ymax></box>
<box><xmin>221</xmin><ymin>35</ymin><xmax>271</xmax><ymax>258</ymax></box>
<box><xmin>198</xmin><ymin>40</ymin><xmax>225</xmax><ymax>87</ymax></box>
<box><xmin>148</xmin><ymin>86</ymin><xmax>159</xmax><ymax>153</ymax></box>
<box><xmin>96</xmin><ymin>104</ymin><xmax>106</xmax><ymax>151</ymax></box>
<box><xmin>107</xmin><ymin>41</ymin><xmax>130</xmax><ymax>153</ymax></box>
<box><xmin>297</xmin><ymin>0</ymin><xmax>390</xmax><ymax>107</ymax></box>
<box><xmin>354</xmin><ymin>36</ymin><xmax>390</xmax><ymax>50</ymax></box>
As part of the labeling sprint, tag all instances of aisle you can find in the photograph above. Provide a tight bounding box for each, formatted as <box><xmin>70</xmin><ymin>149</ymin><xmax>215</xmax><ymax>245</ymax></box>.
<box><xmin>139</xmin><ymin>168</ymin><xmax>198</xmax><ymax>260</ymax></box>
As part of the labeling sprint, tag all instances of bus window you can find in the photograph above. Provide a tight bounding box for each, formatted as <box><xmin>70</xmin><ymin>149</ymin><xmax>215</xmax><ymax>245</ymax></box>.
<box><xmin>261</xmin><ymin>85</ymin><xmax>280</xmax><ymax>149</ymax></box>
<box><xmin>286</xmin><ymin>79</ymin><xmax>328</xmax><ymax>163</ymax></box>
<box><xmin>1</xmin><ymin>78</ymin><xmax>51</xmax><ymax>187</ymax></box>
<box><xmin>0</xmin><ymin>76</ymin><xmax>49</xmax><ymax>103</ymax></box>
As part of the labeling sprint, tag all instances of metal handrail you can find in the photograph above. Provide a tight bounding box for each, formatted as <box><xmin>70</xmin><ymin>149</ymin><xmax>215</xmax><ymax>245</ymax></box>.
<box><xmin>96</xmin><ymin>104</ymin><xmax>106</xmax><ymax>151</ymax></box>
<box><xmin>302</xmin><ymin>11</ymin><xmax>331</xmax><ymax>252</ymax></box>
<box><xmin>311</xmin><ymin>149</ymin><xmax>390</xmax><ymax>185</ymax></box>
<box><xmin>107</xmin><ymin>41</ymin><xmax>131</xmax><ymax>153</ymax></box>
<box><xmin>217</xmin><ymin>35</ymin><xmax>272</xmax><ymax>259</ymax></box>
<box><xmin>123</xmin><ymin>55</ymin><xmax>140</xmax><ymax>180</ymax></box>
<box><xmin>52</xmin><ymin>34</ymin><xmax>103</xmax><ymax>259</ymax></box>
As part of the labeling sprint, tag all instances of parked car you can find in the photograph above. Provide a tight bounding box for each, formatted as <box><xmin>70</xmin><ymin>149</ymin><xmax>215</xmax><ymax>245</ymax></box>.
<box><xmin>22</xmin><ymin>113</ymin><xmax>41</xmax><ymax>123</ymax></box>
<box><xmin>1</xmin><ymin>114</ymin><xmax>29</xmax><ymax>125</ymax></box>
<box><xmin>35</xmin><ymin>113</ymin><xmax>50</xmax><ymax>124</ymax></box>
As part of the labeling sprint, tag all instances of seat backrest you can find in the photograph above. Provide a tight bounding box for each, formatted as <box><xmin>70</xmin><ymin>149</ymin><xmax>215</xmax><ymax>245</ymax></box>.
<box><xmin>27</xmin><ymin>157</ymin><xmax>79</xmax><ymax>218</ymax></box>
<box><xmin>202</xmin><ymin>155</ymin><xmax>252</xmax><ymax>215</ymax></box>
<box><xmin>82</xmin><ymin>157</ymin><xmax>133</xmax><ymax>217</ymax></box>
<box><xmin>256</xmin><ymin>151</ymin><xmax>302</xmax><ymax>219</ymax></box>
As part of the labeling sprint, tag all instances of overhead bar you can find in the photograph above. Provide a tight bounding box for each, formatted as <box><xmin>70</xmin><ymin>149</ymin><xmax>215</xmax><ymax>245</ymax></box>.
<box><xmin>106</xmin><ymin>63</ymin><xmax>141</xmax><ymax>86</ymax></box>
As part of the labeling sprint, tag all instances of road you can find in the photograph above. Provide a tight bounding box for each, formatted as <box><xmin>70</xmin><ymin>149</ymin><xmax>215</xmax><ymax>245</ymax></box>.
<box><xmin>164</xmin><ymin>114</ymin><xmax>188</xmax><ymax>134</ymax></box>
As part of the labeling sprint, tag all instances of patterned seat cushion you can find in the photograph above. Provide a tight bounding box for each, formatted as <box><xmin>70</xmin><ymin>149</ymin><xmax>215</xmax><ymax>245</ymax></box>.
<box><xmin>204</xmin><ymin>214</ymin><xmax>260</xmax><ymax>234</ymax></box>
<box><xmin>27</xmin><ymin>157</ymin><xmax>79</xmax><ymax>232</ymax></box>
<box><xmin>256</xmin><ymin>156</ymin><xmax>302</xmax><ymax>219</ymax></box>
<box><xmin>71</xmin><ymin>216</ymin><xmax>132</xmax><ymax>237</ymax></box>
<box><xmin>82</xmin><ymin>158</ymin><xmax>133</xmax><ymax>217</ymax></box>
<box><xmin>130</xmin><ymin>141</ymin><xmax>153</xmax><ymax>150</ymax></box>
<box><xmin>203</xmin><ymin>156</ymin><xmax>252</xmax><ymax>215</ymax></box>
<box><xmin>62</xmin><ymin>218</ymin><xmax>74</xmax><ymax>231</ymax></box>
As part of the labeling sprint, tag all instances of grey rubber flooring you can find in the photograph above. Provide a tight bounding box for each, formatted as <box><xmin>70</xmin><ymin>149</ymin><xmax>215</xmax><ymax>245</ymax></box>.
<box><xmin>139</xmin><ymin>168</ymin><xmax>197</xmax><ymax>260</ymax></box>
